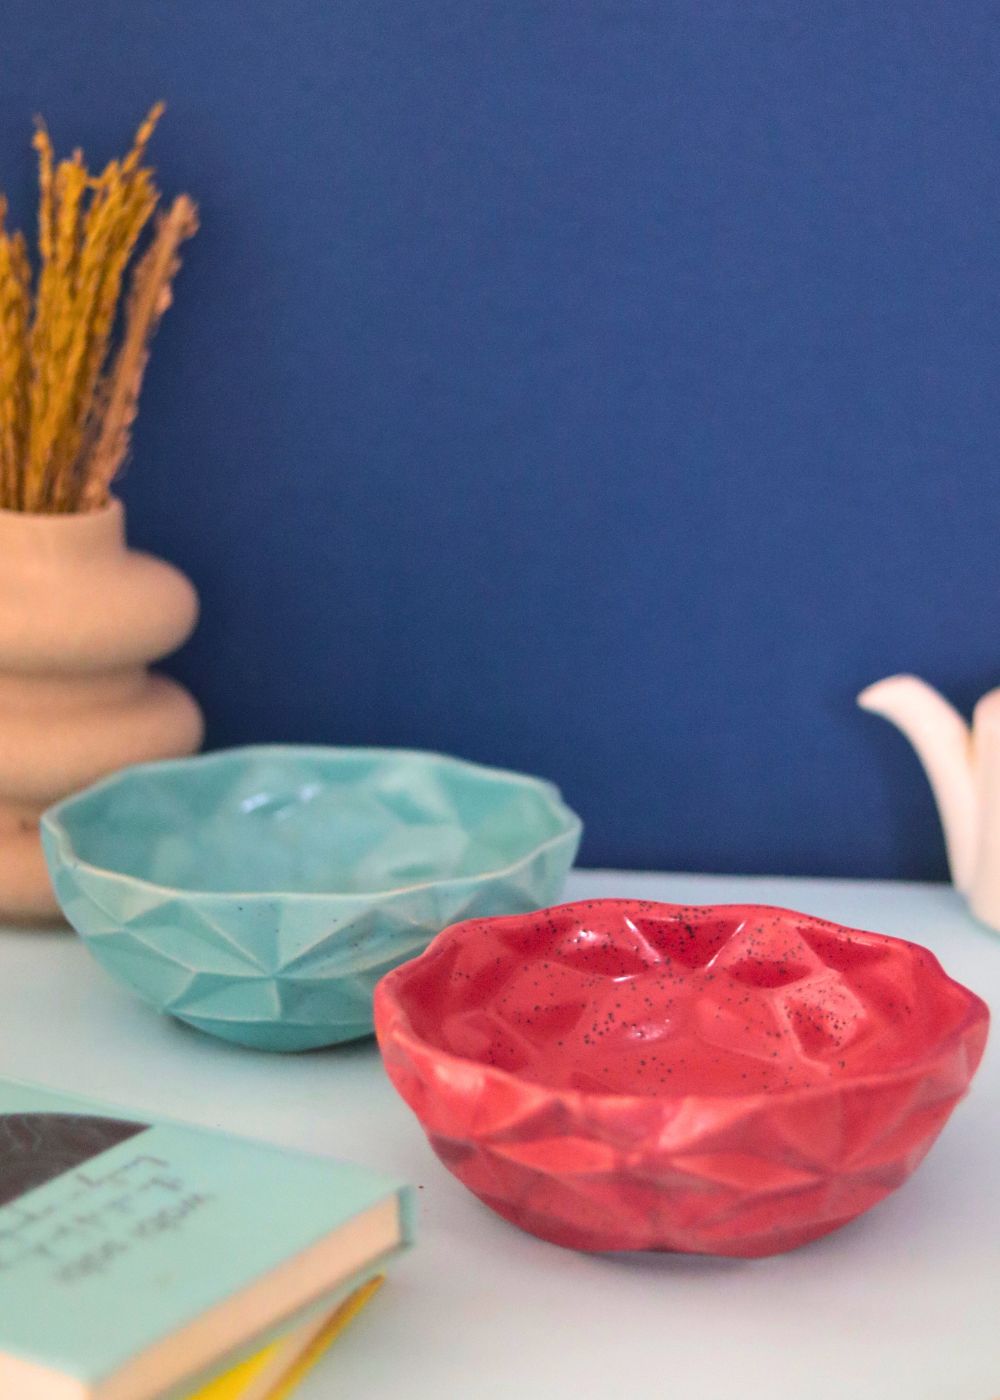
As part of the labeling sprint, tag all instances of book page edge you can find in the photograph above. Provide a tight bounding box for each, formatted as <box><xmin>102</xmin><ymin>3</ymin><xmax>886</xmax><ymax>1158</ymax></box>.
<box><xmin>100</xmin><ymin>1195</ymin><xmax>400</xmax><ymax>1400</ymax></box>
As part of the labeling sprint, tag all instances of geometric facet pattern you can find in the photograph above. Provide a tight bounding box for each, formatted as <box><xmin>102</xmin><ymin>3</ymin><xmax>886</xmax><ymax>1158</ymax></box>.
<box><xmin>374</xmin><ymin>900</ymin><xmax>989</xmax><ymax>1255</ymax></box>
<box><xmin>40</xmin><ymin>747</ymin><xmax>582</xmax><ymax>1052</ymax></box>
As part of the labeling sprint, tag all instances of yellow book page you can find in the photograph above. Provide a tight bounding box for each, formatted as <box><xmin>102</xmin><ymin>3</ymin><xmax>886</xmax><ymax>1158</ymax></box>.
<box><xmin>186</xmin><ymin>1276</ymin><xmax>384</xmax><ymax>1400</ymax></box>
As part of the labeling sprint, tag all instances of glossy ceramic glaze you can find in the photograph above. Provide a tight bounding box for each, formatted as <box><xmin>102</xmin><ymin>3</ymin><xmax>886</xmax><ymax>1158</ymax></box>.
<box><xmin>41</xmin><ymin>747</ymin><xmax>582</xmax><ymax>1051</ymax></box>
<box><xmin>375</xmin><ymin>899</ymin><xmax>989</xmax><ymax>1256</ymax></box>
<box><xmin>860</xmin><ymin>674</ymin><xmax>1000</xmax><ymax>933</ymax></box>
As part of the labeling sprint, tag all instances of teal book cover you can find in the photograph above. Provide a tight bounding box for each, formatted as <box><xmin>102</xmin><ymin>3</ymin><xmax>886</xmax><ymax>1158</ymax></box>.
<box><xmin>0</xmin><ymin>1077</ymin><xmax>414</xmax><ymax>1400</ymax></box>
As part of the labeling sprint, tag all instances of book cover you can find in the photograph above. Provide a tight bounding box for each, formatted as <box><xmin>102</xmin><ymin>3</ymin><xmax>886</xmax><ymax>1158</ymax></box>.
<box><xmin>0</xmin><ymin>1078</ymin><xmax>413</xmax><ymax>1400</ymax></box>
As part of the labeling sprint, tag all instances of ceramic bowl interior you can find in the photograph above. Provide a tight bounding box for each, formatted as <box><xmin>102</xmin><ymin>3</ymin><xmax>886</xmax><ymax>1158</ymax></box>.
<box><xmin>42</xmin><ymin>747</ymin><xmax>581</xmax><ymax>1052</ymax></box>
<box><xmin>376</xmin><ymin>899</ymin><xmax>989</xmax><ymax>1254</ymax></box>
<box><xmin>400</xmin><ymin>901</ymin><xmax>978</xmax><ymax>1094</ymax></box>
<box><xmin>51</xmin><ymin>746</ymin><xmax>574</xmax><ymax>895</ymax></box>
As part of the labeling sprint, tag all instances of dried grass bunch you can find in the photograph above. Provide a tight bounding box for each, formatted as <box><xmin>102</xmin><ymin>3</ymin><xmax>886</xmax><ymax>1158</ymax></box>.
<box><xmin>0</xmin><ymin>104</ymin><xmax>197</xmax><ymax>514</ymax></box>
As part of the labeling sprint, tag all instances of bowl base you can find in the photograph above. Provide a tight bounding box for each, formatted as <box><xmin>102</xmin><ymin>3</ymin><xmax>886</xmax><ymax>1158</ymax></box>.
<box><xmin>471</xmin><ymin>1188</ymin><xmax>867</xmax><ymax>1258</ymax></box>
<box><xmin>173</xmin><ymin>1012</ymin><xmax>376</xmax><ymax>1054</ymax></box>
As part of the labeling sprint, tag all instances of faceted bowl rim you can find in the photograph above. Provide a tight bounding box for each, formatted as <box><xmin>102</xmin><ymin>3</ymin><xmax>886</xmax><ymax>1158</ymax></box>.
<box><xmin>375</xmin><ymin>898</ymin><xmax>991</xmax><ymax>1109</ymax></box>
<box><xmin>41</xmin><ymin>743</ymin><xmax>583</xmax><ymax>905</ymax></box>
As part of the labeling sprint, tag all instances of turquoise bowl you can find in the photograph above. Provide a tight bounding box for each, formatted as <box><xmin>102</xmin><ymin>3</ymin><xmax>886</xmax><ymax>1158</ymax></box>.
<box><xmin>41</xmin><ymin>746</ymin><xmax>582</xmax><ymax>1052</ymax></box>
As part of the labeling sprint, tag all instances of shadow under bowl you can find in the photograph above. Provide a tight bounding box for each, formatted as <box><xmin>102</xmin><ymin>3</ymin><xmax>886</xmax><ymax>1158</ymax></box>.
<box><xmin>374</xmin><ymin>899</ymin><xmax>989</xmax><ymax>1256</ymax></box>
<box><xmin>41</xmin><ymin>746</ymin><xmax>582</xmax><ymax>1052</ymax></box>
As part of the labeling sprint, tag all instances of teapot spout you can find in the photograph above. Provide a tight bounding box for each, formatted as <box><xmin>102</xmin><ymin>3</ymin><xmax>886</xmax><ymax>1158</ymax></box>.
<box><xmin>858</xmin><ymin>675</ymin><xmax>978</xmax><ymax>891</ymax></box>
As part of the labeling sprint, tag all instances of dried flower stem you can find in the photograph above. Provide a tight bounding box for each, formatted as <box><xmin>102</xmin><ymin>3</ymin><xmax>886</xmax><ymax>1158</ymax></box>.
<box><xmin>83</xmin><ymin>194</ymin><xmax>198</xmax><ymax>509</ymax></box>
<box><xmin>0</xmin><ymin>106</ymin><xmax>196</xmax><ymax>513</ymax></box>
<box><xmin>0</xmin><ymin>201</ymin><xmax>31</xmax><ymax>509</ymax></box>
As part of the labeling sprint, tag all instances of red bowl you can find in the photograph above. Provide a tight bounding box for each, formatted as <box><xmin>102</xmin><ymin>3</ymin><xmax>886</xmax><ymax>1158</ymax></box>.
<box><xmin>374</xmin><ymin>899</ymin><xmax>989</xmax><ymax>1257</ymax></box>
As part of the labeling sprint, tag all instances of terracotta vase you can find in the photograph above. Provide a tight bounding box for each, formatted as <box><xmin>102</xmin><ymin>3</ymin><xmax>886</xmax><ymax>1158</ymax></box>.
<box><xmin>0</xmin><ymin>498</ymin><xmax>202</xmax><ymax>923</ymax></box>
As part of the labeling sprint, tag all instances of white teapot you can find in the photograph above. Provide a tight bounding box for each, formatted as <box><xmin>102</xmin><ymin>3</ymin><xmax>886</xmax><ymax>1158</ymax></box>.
<box><xmin>859</xmin><ymin>674</ymin><xmax>1000</xmax><ymax>931</ymax></box>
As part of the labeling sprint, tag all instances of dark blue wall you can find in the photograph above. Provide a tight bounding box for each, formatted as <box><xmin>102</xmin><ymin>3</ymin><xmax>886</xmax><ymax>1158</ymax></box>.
<box><xmin>4</xmin><ymin>3</ymin><xmax>999</xmax><ymax>879</ymax></box>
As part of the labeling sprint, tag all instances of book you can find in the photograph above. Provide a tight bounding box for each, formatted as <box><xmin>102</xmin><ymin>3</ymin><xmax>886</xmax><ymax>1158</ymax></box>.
<box><xmin>187</xmin><ymin>1275</ymin><xmax>384</xmax><ymax>1400</ymax></box>
<box><xmin>0</xmin><ymin>1078</ymin><xmax>413</xmax><ymax>1400</ymax></box>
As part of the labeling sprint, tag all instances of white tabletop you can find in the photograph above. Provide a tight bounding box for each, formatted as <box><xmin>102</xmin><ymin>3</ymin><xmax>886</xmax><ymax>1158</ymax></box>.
<box><xmin>1</xmin><ymin>870</ymin><xmax>997</xmax><ymax>1400</ymax></box>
